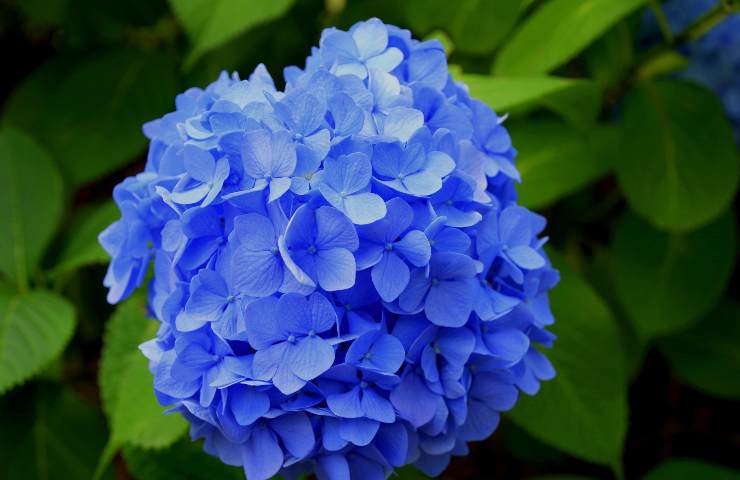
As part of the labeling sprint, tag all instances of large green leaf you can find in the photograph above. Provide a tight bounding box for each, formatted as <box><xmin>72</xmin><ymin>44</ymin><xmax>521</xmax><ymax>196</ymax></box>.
<box><xmin>659</xmin><ymin>302</ymin><xmax>740</xmax><ymax>399</ymax></box>
<box><xmin>170</xmin><ymin>0</ymin><xmax>296</xmax><ymax>66</ymax></box>
<box><xmin>0</xmin><ymin>129</ymin><xmax>64</xmax><ymax>288</ymax></box>
<box><xmin>0</xmin><ymin>386</ymin><xmax>114</xmax><ymax>480</ymax></box>
<box><xmin>459</xmin><ymin>75</ymin><xmax>600</xmax><ymax>123</ymax></box>
<box><xmin>403</xmin><ymin>0</ymin><xmax>523</xmax><ymax>54</ymax></box>
<box><xmin>3</xmin><ymin>50</ymin><xmax>178</xmax><ymax>187</ymax></box>
<box><xmin>643</xmin><ymin>459</ymin><xmax>739</xmax><ymax>480</ymax></box>
<box><xmin>611</xmin><ymin>212</ymin><xmax>736</xmax><ymax>341</ymax></box>
<box><xmin>616</xmin><ymin>80</ymin><xmax>739</xmax><ymax>231</ymax></box>
<box><xmin>99</xmin><ymin>298</ymin><xmax>187</xmax><ymax>449</ymax></box>
<box><xmin>0</xmin><ymin>290</ymin><xmax>76</xmax><ymax>393</ymax></box>
<box><xmin>123</xmin><ymin>440</ymin><xmax>244</xmax><ymax>480</ymax></box>
<box><xmin>52</xmin><ymin>201</ymin><xmax>119</xmax><ymax>276</ymax></box>
<box><xmin>494</xmin><ymin>0</ymin><xmax>648</xmax><ymax>75</ymax></box>
<box><xmin>509</xmin><ymin>120</ymin><xmax>616</xmax><ymax>208</ymax></box>
<box><xmin>508</xmin><ymin>256</ymin><xmax>628</xmax><ymax>467</ymax></box>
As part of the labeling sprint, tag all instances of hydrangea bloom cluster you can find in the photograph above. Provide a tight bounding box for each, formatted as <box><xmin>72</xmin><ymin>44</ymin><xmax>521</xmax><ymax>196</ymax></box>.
<box><xmin>100</xmin><ymin>18</ymin><xmax>558</xmax><ymax>480</ymax></box>
<box><xmin>645</xmin><ymin>0</ymin><xmax>740</xmax><ymax>141</ymax></box>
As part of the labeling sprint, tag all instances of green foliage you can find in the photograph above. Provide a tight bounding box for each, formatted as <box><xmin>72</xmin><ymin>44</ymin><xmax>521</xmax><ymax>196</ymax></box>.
<box><xmin>508</xmin><ymin>255</ymin><xmax>628</xmax><ymax>467</ymax></box>
<box><xmin>611</xmin><ymin>212</ymin><xmax>736</xmax><ymax>340</ymax></box>
<box><xmin>3</xmin><ymin>50</ymin><xmax>178</xmax><ymax>187</ymax></box>
<box><xmin>123</xmin><ymin>440</ymin><xmax>245</xmax><ymax>480</ymax></box>
<box><xmin>617</xmin><ymin>80</ymin><xmax>739</xmax><ymax>231</ymax></box>
<box><xmin>0</xmin><ymin>385</ymin><xmax>113</xmax><ymax>480</ymax></box>
<box><xmin>494</xmin><ymin>0</ymin><xmax>648</xmax><ymax>75</ymax></box>
<box><xmin>642</xmin><ymin>459</ymin><xmax>740</xmax><ymax>480</ymax></box>
<box><xmin>509</xmin><ymin>120</ymin><xmax>616</xmax><ymax>208</ymax></box>
<box><xmin>659</xmin><ymin>302</ymin><xmax>740</xmax><ymax>399</ymax></box>
<box><xmin>1</xmin><ymin>0</ymin><xmax>739</xmax><ymax>477</ymax></box>
<box><xmin>52</xmin><ymin>202</ymin><xmax>120</xmax><ymax>276</ymax></box>
<box><xmin>458</xmin><ymin>75</ymin><xmax>601</xmax><ymax>125</ymax></box>
<box><xmin>100</xmin><ymin>298</ymin><xmax>188</xmax><ymax>449</ymax></box>
<box><xmin>404</xmin><ymin>0</ymin><xmax>523</xmax><ymax>54</ymax></box>
<box><xmin>0</xmin><ymin>129</ymin><xmax>64</xmax><ymax>289</ymax></box>
<box><xmin>170</xmin><ymin>0</ymin><xmax>296</xmax><ymax>66</ymax></box>
<box><xmin>0</xmin><ymin>291</ymin><xmax>76</xmax><ymax>394</ymax></box>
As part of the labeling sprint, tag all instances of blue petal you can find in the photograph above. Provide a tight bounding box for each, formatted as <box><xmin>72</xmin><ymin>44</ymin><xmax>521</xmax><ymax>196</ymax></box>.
<box><xmin>322</xmin><ymin>152</ymin><xmax>372</xmax><ymax>195</ymax></box>
<box><xmin>267</xmin><ymin>177</ymin><xmax>293</xmax><ymax>203</ymax></box>
<box><xmin>484</xmin><ymin>328</ymin><xmax>530</xmax><ymax>363</ymax></box>
<box><xmin>342</xmin><ymin>192</ymin><xmax>387</xmax><ymax>225</ymax></box>
<box><xmin>382</xmin><ymin>107</ymin><xmax>424</xmax><ymax>143</ymax></box>
<box><xmin>327</xmin><ymin>386</ymin><xmax>363</xmax><ymax>418</ymax></box>
<box><xmin>316</xmin><ymin>206</ymin><xmax>359</xmax><ymax>251</ymax></box>
<box><xmin>316</xmin><ymin>247</ymin><xmax>357</xmax><ymax>291</ymax></box>
<box><xmin>394</xmin><ymin>230</ymin><xmax>431</xmax><ymax>267</ymax></box>
<box><xmin>339</xmin><ymin>417</ymin><xmax>380</xmax><ymax>446</ymax></box>
<box><xmin>232</xmin><ymin>248</ymin><xmax>283</xmax><ymax>297</ymax></box>
<box><xmin>352</xmin><ymin>18</ymin><xmax>387</xmax><ymax>59</ymax></box>
<box><xmin>361</xmin><ymin>387</ymin><xmax>395</xmax><ymax>423</ymax></box>
<box><xmin>390</xmin><ymin>371</ymin><xmax>438</xmax><ymax>427</ymax></box>
<box><xmin>232</xmin><ymin>213</ymin><xmax>276</xmax><ymax>251</ymax></box>
<box><xmin>270</xmin><ymin>412</ymin><xmax>315</xmax><ymax>459</ymax></box>
<box><xmin>289</xmin><ymin>336</ymin><xmax>335</xmax><ymax>381</ymax></box>
<box><xmin>506</xmin><ymin>245</ymin><xmax>545</xmax><ymax>270</ymax></box>
<box><xmin>241</xmin><ymin>425</ymin><xmax>283</xmax><ymax>480</ymax></box>
<box><xmin>373</xmin><ymin>422</ymin><xmax>408</xmax><ymax>466</ymax></box>
<box><xmin>230</xmin><ymin>385</ymin><xmax>270</xmax><ymax>426</ymax></box>
<box><xmin>425</xmin><ymin>279</ymin><xmax>475</xmax><ymax>327</ymax></box>
<box><xmin>245</xmin><ymin>297</ymin><xmax>286</xmax><ymax>350</ymax></box>
<box><xmin>371</xmin><ymin>252</ymin><xmax>409</xmax><ymax>302</ymax></box>
<box><xmin>398</xmin><ymin>269</ymin><xmax>430</xmax><ymax>313</ymax></box>
<box><xmin>317</xmin><ymin>454</ymin><xmax>350</xmax><ymax>480</ymax></box>
<box><xmin>183</xmin><ymin>145</ymin><xmax>215</xmax><ymax>182</ymax></box>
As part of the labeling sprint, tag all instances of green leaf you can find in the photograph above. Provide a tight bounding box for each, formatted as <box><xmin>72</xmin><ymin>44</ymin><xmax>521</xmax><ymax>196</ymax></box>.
<box><xmin>170</xmin><ymin>0</ymin><xmax>296</xmax><ymax>67</ymax></box>
<box><xmin>494</xmin><ymin>0</ymin><xmax>648</xmax><ymax>75</ymax></box>
<box><xmin>508</xmin><ymin>120</ymin><xmax>615</xmax><ymax>208</ymax></box>
<box><xmin>508</xmin><ymin>255</ymin><xmax>628</xmax><ymax>466</ymax></box>
<box><xmin>459</xmin><ymin>75</ymin><xmax>601</xmax><ymax>125</ymax></box>
<box><xmin>616</xmin><ymin>80</ymin><xmax>739</xmax><ymax>231</ymax></box>
<box><xmin>52</xmin><ymin>202</ymin><xmax>119</xmax><ymax>276</ymax></box>
<box><xmin>3</xmin><ymin>50</ymin><xmax>178</xmax><ymax>187</ymax></box>
<box><xmin>0</xmin><ymin>290</ymin><xmax>76</xmax><ymax>393</ymax></box>
<box><xmin>643</xmin><ymin>459</ymin><xmax>739</xmax><ymax>480</ymax></box>
<box><xmin>404</xmin><ymin>0</ymin><xmax>523</xmax><ymax>54</ymax></box>
<box><xmin>611</xmin><ymin>211</ymin><xmax>736</xmax><ymax>341</ymax></box>
<box><xmin>584</xmin><ymin>21</ymin><xmax>634</xmax><ymax>87</ymax></box>
<box><xmin>100</xmin><ymin>297</ymin><xmax>187</xmax><ymax>449</ymax></box>
<box><xmin>659</xmin><ymin>301</ymin><xmax>740</xmax><ymax>399</ymax></box>
<box><xmin>0</xmin><ymin>385</ymin><xmax>114</xmax><ymax>480</ymax></box>
<box><xmin>123</xmin><ymin>440</ymin><xmax>244</xmax><ymax>480</ymax></box>
<box><xmin>0</xmin><ymin>129</ymin><xmax>64</xmax><ymax>289</ymax></box>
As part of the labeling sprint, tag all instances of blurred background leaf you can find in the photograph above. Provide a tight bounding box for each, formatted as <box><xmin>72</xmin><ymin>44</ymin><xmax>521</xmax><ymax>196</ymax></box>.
<box><xmin>616</xmin><ymin>80</ymin><xmax>739</xmax><ymax>231</ymax></box>
<box><xmin>0</xmin><ymin>129</ymin><xmax>64</xmax><ymax>289</ymax></box>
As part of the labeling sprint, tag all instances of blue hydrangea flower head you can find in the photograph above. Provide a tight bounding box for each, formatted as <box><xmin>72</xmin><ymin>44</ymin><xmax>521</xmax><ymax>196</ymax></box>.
<box><xmin>100</xmin><ymin>18</ymin><xmax>559</xmax><ymax>480</ymax></box>
<box><xmin>644</xmin><ymin>0</ymin><xmax>740</xmax><ymax>141</ymax></box>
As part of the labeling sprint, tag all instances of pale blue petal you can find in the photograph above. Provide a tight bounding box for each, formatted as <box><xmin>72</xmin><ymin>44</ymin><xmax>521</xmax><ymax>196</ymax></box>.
<box><xmin>323</xmin><ymin>152</ymin><xmax>372</xmax><ymax>195</ymax></box>
<box><xmin>352</xmin><ymin>18</ymin><xmax>387</xmax><ymax>59</ymax></box>
<box><xmin>267</xmin><ymin>176</ymin><xmax>292</xmax><ymax>203</ymax></box>
<box><xmin>316</xmin><ymin>247</ymin><xmax>357</xmax><ymax>291</ymax></box>
<box><xmin>289</xmin><ymin>336</ymin><xmax>335</xmax><ymax>381</ymax></box>
<box><xmin>183</xmin><ymin>145</ymin><xmax>215</xmax><ymax>182</ymax></box>
<box><xmin>343</xmin><ymin>192</ymin><xmax>386</xmax><ymax>225</ymax></box>
<box><xmin>383</xmin><ymin>107</ymin><xmax>424</xmax><ymax>143</ymax></box>
<box><xmin>390</xmin><ymin>372</ymin><xmax>438</xmax><ymax>427</ymax></box>
<box><xmin>232</xmin><ymin>248</ymin><xmax>283</xmax><ymax>297</ymax></box>
<box><xmin>506</xmin><ymin>245</ymin><xmax>545</xmax><ymax>270</ymax></box>
<box><xmin>366</xmin><ymin>47</ymin><xmax>403</xmax><ymax>72</ymax></box>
